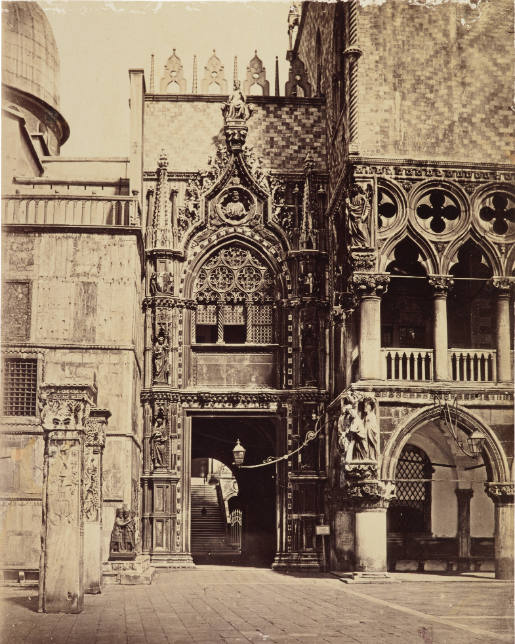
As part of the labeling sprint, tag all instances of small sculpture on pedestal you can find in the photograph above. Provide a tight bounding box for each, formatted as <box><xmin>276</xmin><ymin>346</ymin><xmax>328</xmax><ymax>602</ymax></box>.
<box><xmin>109</xmin><ymin>506</ymin><xmax>136</xmax><ymax>560</ymax></box>
<box><xmin>152</xmin><ymin>328</ymin><xmax>170</xmax><ymax>383</ymax></box>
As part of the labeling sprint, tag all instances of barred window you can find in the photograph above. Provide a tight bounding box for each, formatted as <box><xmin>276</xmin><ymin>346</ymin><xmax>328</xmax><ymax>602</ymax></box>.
<box><xmin>2</xmin><ymin>359</ymin><xmax>38</xmax><ymax>416</ymax></box>
<box><xmin>389</xmin><ymin>444</ymin><xmax>432</xmax><ymax>533</ymax></box>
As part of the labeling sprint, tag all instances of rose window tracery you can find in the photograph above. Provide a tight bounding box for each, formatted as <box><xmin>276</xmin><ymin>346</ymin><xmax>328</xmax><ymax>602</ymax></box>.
<box><xmin>194</xmin><ymin>244</ymin><xmax>273</xmax><ymax>303</ymax></box>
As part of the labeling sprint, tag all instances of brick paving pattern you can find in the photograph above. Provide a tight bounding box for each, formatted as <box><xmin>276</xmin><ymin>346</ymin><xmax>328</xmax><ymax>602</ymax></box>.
<box><xmin>1</xmin><ymin>567</ymin><xmax>513</xmax><ymax>643</ymax></box>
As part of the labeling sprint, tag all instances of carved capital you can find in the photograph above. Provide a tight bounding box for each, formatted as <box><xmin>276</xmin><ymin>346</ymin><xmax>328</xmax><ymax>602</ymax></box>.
<box><xmin>350</xmin><ymin>250</ymin><xmax>376</xmax><ymax>272</ymax></box>
<box><xmin>428</xmin><ymin>275</ymin><xmax>454</xmax><ymax>295</ymax></box>
<box><xmin>492</xmin><ymin>277</ymin><xmax>514</xmax><ymax>295</ymax></box>
<box><xmin>38</xmin><ymin>384</ymin><xmax>96</xmax><ymax>432</ymax></box>
<box><xmin>485</xmin><ymin>482</ymin><xmax>514</xmax><ymax>504</ymax></box>
<box><xmin>343</xmin><ymin>45</ymin><xmax>363</xmax><ymax>61</ymax></box>
<box><xmin>351</xmin><ymin>272</ymin><xmax>389</xmax><ymax>297</ymax></box>
<box><xmin>85</xmin><ymin>409</ymin><xmax>111</xmax><ymax>450</ymax></box>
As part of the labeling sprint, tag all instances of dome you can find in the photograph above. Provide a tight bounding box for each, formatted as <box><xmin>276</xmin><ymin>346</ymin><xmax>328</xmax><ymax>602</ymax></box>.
<box><xmin>2</xmin><ymin>1</ymin><xmax>60</xmax><ymax>110</ymax></box>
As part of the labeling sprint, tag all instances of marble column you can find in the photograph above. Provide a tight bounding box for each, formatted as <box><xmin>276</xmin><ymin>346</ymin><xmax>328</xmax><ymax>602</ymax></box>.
<box><xmin>455</xmin><ymin>488</ymin><xmax>473</xmax><ymax>572</ymax></box>
<box><xmin>352</xmin><ymin>273</ymin><xmax>389</xmax><ymax>381</ymax></box>
<box><xmin>355</xmin><ymin>507</ymin><xmax>388</xmax><ymax>572</ymax></box>
<box><xmin>84</xmin><ymin>409</ymin><xmax>110</xmax><ymax>594</ymax></box>
<box><xmin>38</xmin><ymin>384</ymin><xmax>96</xmax><ymax>613</ymax></box>
<box><xmin>429</xmin><ymin>276</ymin><xmax>453</xmax><ymax>381</ymax></box>
<box><xmin>493</xmin><ymin>278</ymin><xmax>512</xmax><ymax>383</ymax></box>
<box><xmin>486</xmin><ymin>483</ymin><xmax>514</xmax><ymax>580</ymax></box>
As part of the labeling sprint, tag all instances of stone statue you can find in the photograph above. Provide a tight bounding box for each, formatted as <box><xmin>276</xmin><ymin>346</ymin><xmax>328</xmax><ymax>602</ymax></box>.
<box><xmin>150</xmin><ymin>271</ymin><xmax>174</xmax><ymax>295</ymax></box>
<box><xmin>152</xmin><ymin>328</ymin><xmax>170</xmax><ymax>383</ymax></box>
<box><xmin>223</xmin><ymin>81</ymin><xmax>251</xmax><ymax>121</ymax></box>
<box><xmin>337</xmin><ymin>393</ymin><xmax>379</xmax><ymax>462</ymax></box>
<box><xmin>223</xmin><ymin>189</ymin><xmax>247</xmax><ymax>220</ymax></box>
<box><xmin>110</xmin><ymin>506</ymin><xmax>136</xmax><ymax>556</ymax></box>
<box><xmin>346</xmin><ymin>184</ymin><xmax>371</xmax><ymax>248</ymax></box>
<box><xmin>150</xmin><ymin>416</ymin><xmax>167</xmax><ymax>469</ymax></box>
<box><xmin>362</xmin><ymin>396</ymin><xmax>379</xmax><ymax>461</ymax></box>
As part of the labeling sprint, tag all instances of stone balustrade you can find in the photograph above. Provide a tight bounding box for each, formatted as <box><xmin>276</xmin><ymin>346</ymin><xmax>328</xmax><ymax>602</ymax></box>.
<box><xmin>2</xmin><ymin>194</ymin><xmax>141</xmax><ymax>227</ymax></box>
<box><xmin>449</xmin><ymin>349</ymin><xmax>496</xmax><ymax>383</ymax></box>
<box><xmin>382</xmin><ymin>348</ymin><xmax>434</xmax><ymax>381</ymax></box>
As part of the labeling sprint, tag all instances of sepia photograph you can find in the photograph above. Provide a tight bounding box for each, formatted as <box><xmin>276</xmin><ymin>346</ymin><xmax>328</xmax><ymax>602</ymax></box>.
<box><xmin>0</xmin><ymin>0</ymin><xmax>513</xmax><ymax>642</ymax></box>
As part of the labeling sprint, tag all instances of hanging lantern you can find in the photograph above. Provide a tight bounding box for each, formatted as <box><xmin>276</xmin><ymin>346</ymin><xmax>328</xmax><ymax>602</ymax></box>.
<box><xmin>232</xmin><ymin>439</ymin><xmax>246</xmax><ymax>466</ymax></box>
<box><xmin>466</xmin><ymin>429</ymin><xmax>485</xmax><ymax>457</ymax></box>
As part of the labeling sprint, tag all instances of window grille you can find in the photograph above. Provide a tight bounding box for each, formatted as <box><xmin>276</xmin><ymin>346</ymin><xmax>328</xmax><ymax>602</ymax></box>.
<box><xmin>196</xmin><ymin>305</ymin><xmax>217</xmax><ymax>325</ymax></box>
<box><xmin>389</xmin><ymin>444</ymin><xmax>432</xmax><ymax>533</ymax></box>
<box><xmin>2</xmin><ymin>358</ymin><xmax>38</xmax><ymax>416</ymax></box>
<box><xmin>223</xmin><ymin>305</ymin><xmax>245</xmax><ymax>325</ymax></box>
<box><xmin>249</xmin><ymin>305</ymin><xmax>272</xmax><ymax>343</ymax></box>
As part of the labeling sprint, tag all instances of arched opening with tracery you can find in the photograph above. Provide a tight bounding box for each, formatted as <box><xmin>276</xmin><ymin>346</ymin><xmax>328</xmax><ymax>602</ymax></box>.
<box><xmin>192</xmin><ymin>243</ymin><xmax>275</xmax><ymax>345</ymax></box>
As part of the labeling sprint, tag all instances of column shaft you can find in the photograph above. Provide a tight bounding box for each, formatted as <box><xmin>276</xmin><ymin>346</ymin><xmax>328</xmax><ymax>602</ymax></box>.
<box><xmin>496</xmin><ymin>294</ymin><xmax>511</xmax><ymax>382</ymax></box>
<box><xmin>359</xmin><ymin>296</ymin><xmax>381</xmax><ymax>380</ymax></box>
<box><xmin>355</xmin><ymin>508</ymin><xmax>387</xmax><ymax>572</ymax></box>
<box><xmin>494</xmin><ymin>502</ymin><xmax>514</xmax><ymax>580</ymax></box>
<box><xmin>433</xmin><ymin>294</ymin><xmax>449</xmax><ymax>381</ymax></box>
<box><xmin>455</xmin><ymin>488</ymin><xmax>473</xmax><ymax>572</ymax></box>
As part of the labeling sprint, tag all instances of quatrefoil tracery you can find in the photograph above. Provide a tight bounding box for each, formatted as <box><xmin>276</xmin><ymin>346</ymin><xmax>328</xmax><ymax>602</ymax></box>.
<box><xmin>479</xmin><ymin>192</ymin><xmax>515</xmax><ymax>236</ymax></box>
<box><xmin>416</xmin><ymin>190</ymin><xmax>460</xmax><ymax>233</ymax></box>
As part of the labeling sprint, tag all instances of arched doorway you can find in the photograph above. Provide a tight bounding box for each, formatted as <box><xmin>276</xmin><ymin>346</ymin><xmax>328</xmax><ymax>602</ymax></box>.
<box><xmin>191</xmin><ymin>414</ymin><xmax>277</xmax><ymax>566</ymax></box>
<box><xmin>382</xmin><ymin>405</ymin><xmax>510</xmax><ymax>575</ymax></box>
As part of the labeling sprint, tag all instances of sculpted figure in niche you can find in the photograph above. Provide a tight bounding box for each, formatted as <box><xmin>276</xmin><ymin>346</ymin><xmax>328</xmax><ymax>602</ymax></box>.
<box><xmin>224</xmin><ymin>82</ymin><xmax>251</xmax><ymax>121</ymax></box>
<box><xmin>150</xmin><ymin>271</ymin><xmax>174</xmax><ymax>295</ymax></box>
<box><xmin>152</xmin><ymin>328</ymin><xmax>170</xmax><ymax>383</ymax></box>
<box><xmin>151</xmin><ymin>416</ymin><xmax>167</xmax><ymax>469</ymax></box>
<box><xmin>346</xmin><ymin>184</ymin><xmax>371</xmax><ymax>248</ymax></box>
<box><xmin>223</xmin><ymin>189</ymin><xmax>247</xmax><ymax>221</ymax></box>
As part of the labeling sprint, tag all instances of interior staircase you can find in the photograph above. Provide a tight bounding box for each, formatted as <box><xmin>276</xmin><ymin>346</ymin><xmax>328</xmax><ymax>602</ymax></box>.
<box><xmin>191</xmin><ymin>478</ymin><xmax>237</xmax><ymax>559</ymax></box>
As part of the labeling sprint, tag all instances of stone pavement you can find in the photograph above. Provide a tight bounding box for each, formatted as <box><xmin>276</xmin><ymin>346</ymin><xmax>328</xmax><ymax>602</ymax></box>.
<box><xmin>0</xmin><ymin>566</ymin><xmax>513</xmax><ymax>644</ymax></box>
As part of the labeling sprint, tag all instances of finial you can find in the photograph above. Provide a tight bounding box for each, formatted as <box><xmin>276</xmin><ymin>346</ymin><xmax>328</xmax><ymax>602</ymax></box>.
<box><xmin>158</xmin><ymin>149</ymin><xmax>168</xmax><ymax>168</ymax></box>
<box><xmin>275</xmin><ymin>56</ymin><xmax>280</xmax><ymax>96</ymax></box>
<box><xmin>192</xmin><ymin>55</ymin><xmax>198</xmax><ymax>94</ymax></box>
<box><xmin>150</xmin><ymin>53</ymin><xmax>155</xmax><ymax>93</ymax></box>
<box><xmin>173</xmin><ymin>48</ymin><xmax>176</xmax><ymax>55</ymax></box>
<box><xmin>233</xmin><ymin>55</ymin><xmax>238</xmax><ymax>87</ymax></box>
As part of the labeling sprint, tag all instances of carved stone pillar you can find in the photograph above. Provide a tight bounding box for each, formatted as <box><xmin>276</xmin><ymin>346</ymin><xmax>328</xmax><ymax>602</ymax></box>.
<box><xmin>38</xmin><ymin>384</ymin><xmax>96</xmax><ymax>613</ymax></box>
<box><xmin>455</xmin><ymin>488</ymin><xmax>473</xmax><ymax>572</ymax></box>
<box><xmin>84</xmin><ymin>409</ymin><xmax>110</xmax><ymax>594</ymax></box>
<box><xmin>351</xmin><ymin>273</ymin><xmax>389</xmax><ymax>380</ymax></box>
<box><xmin>493</xmin><ymin>278</ymin><xmax>513</xmax><ymax>383</ymax></box>
<box><xmin>428</xmin><ymin>275</ymin><xmax>453</xmax><ymax>381</ymax></box>
<box><xmin>485</xmin><ymin>483</ymin><xmax>514</xmax><ymax>580</ymax></box>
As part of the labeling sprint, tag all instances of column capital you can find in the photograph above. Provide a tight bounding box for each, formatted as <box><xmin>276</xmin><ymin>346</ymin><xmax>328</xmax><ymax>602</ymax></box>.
<box><xmin>428</xmin><ymin>274</ymin><xmax>454</xmax><ymax>295</ymax></box>
<box><xmin>38</xmin><ymin>384</ymin><xmax>97</xmax><ymax>433</ymax></box>
<box><xmin>492</xmin><ymin>276</ymin><xmax>514</xmax><ymax>295</ymax></box>
<box><xmin>85</xmin><ymin>409</ymin><xmax>111</xmax><ymax>450</ymax></box>
<box><xmin>455</xmin><ymin>488</ymin><xmax>474</xmax><ymax>501</ymax></box>
<box><xmin>351</xmin><ymin>272</ymin><xmax>390</xmax><ymax>297</ymax></box>
<box><xmin>485</xmin><ymin>482</ymin><xmax>514</xmax><ymax>504</ymax></box>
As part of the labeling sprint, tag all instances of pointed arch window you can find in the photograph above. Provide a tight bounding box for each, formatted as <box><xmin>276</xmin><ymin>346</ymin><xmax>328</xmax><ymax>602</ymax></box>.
<box><xmin>193</xmin><ymin>244</ymin><xmax>274</xmax><ymax>345</ymax></box>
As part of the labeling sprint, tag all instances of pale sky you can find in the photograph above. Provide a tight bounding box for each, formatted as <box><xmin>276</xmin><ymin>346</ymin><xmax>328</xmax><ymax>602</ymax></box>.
<box><xmin>41</xmin><ymin>1</ymin><xmax>292</xmax><ymax>157</ymax></box>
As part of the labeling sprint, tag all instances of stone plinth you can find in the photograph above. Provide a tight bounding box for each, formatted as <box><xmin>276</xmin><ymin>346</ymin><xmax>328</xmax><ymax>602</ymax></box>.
<box><xmin>102</xmin><ymin>555</ymin><xmax>155</xmax><ymax>585</ymax></box>
<box><xmin>38</xmin><ymin>384</ymin><xmax>96</xmax><ymax>614</ymax></box>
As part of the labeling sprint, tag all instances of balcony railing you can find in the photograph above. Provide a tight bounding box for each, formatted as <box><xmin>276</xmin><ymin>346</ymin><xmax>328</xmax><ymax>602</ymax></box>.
<box><xmin>449</xmin><ymin>349</ymin><xmax>496</xmax><ymax>383</ymax></box>
<box><xmin>2</xmin><ymin>195</ymin><xmax>141</xmax><ymax>228</ymax></box>
<box><xmin>382</xmin><ymin>348</ymin><xmax>434</xmax><ymax>381</ymax></box>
